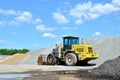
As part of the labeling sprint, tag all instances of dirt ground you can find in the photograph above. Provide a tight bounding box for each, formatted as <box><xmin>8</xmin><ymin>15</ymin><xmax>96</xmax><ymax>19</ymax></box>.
<box><xmin>3</xmin><ymin>70</ymin><xmax>118</xmax><ymax>80</ymax></box>
<box><xmin>0</xmin><ymin>65</ymin><xmax>119</xmax><ymax>80</ymax></box>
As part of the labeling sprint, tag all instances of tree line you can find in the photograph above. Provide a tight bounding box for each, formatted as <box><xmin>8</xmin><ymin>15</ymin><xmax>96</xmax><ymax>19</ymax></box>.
<box><xmin>0</xmin><ymin>48</ymin><xmax>30</xmax><ymax>55</ymax></box>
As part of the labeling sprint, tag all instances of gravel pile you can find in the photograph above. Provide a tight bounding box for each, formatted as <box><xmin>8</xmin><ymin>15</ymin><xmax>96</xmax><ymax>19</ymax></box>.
<box><xmin>8</xmin><ymin>36</ymin><xmax>120</xmax><ymax>66</ymax></box>
<box><xmin>91</xmin><ymin>56</ymin><xmax>120</xmax><ymax>78</ymax></box>
<box><xmin>84</xmin><ymin>36</ymin><xmax>120</xmax><ymax>66</ymax></box>
<box><xmin>18</xmin><ymin>44</ymin><xmax>60</xmax><ymax>65</ymax></box>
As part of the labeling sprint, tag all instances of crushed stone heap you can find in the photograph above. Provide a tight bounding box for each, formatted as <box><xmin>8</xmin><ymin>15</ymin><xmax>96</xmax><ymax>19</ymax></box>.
<box><xmin>91</xmin><ymin>56</ymin><xmax>120</xmax><ymax>78</ymax></box>
<box><xmin>84</xmin><ymin>36</ymin><xmax>120</xmax><ymax>66</ymax></box>
<box><xmin>0</xmin><ymin>36</ymin><xmax>120</xmax><ymax>66</ymax></box>
<box><xmin>18</xmin><ymin>36</ymin><xmax>120</xmax><ymax>65</ymax></box>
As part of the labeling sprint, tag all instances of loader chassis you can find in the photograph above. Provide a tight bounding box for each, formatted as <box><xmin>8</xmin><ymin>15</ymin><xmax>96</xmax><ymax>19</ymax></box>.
<box><xmin>47</xmin><ymin>36</ymin><xmax>99</xmax><ymax>66</ymax></box>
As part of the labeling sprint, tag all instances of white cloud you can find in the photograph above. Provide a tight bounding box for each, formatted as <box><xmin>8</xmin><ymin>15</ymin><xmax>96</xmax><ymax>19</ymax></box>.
<box><xmin>61</xmin><ymin>26</ymin><xmax>78</xmax><ymax>30</ymax></box>
<box><xmin>61</xmin><ymin>27</ymin><xmax>71</xmax><ymax>30</ymax></box>
<box><xmin>67</xmin><ymin>0</ymin><xmax>120</xmax><ymax>24</ymax></box>
<box><xmin>112</xmin><ymin>0</ymin><xmax>120</xmax><ymax>6</ymax></box>
<box><xmin>0</xmin><ymin>9</ymin><xmax>42</xmax><ymax>26</ymax></box>
<box><xmin>0</xmin><ymin>21</ymin><xmax>6</xmax><ymax>25</ymax></box>
<box><xmin>53</xmin><ymin>12</ymin><xmax>69</xmax><ymax>24</ymax></box>
<box><xmin>33</xmin><ymin>42</ymin><xmax>40</xmax><ymax>47</ymax></box>
<box><xmin>36</xmin><ymin>25</ymin><xmax>56</xmax><ymax>32</ymax></box>
<box><xmin>14</xmin><ymin>11</ymin><xmax>32</xmax><ymax>22</ymax></box>
<box><xmin>75</xmin><ymin>19</ymin><xmax>83</xmax><ymax>24</ymax></box>
<box><xmin>33</xmin><ymin>18</ymin><xmax>42</xmax><ymax>24</ymax></box>
<box><xmin>11</xmin><ymin>32</ymin><xmax>16</xmax><ymax>35</ymax></box>
<box><xmin>94</xmin><ymin>32</ymin><xmax>102</xmax><ymax>36</ymax></box>
<box><xmin>118</xmin><ymin>26</ymin><xmax>120</xmax><ymax>29</ymax></box>
<box><xmin>119</xmin><ymin>16</ymin><xmax>120</xmax><ymax>20</ymax></box>
<box><xmin>0</xmin><ymin>22</ymin><xmax>2</xmax><ymax>25</ymax></box>
<box><xmin>69</xmin><ymin>1</ymin><xmax>92</xmax><ymax>18</ymax></box>
<box><xmin>43</xmin><ymin>33</ymin><xmax>56</xmax><ymax>38</ymax></box>
<box><xmin>87</xmin><ymin>13</ymin><xmax>100</xmax><ymax>19</ymax></box>
<box><xmin>0</xmin><ymin>40</ymin><xmax>15</xmax><ymax>45</ymax></box>
<box><xmin>9</xmin><ymin>21</ymin><xmax>19</xmax><ymax>26</ymax></box>
<box><xmin>89</xmin><ymin>3</ymin><xmax>119</xmax><ymax>14</ymax></box>
<box><xmin>0</xmin><ymin>9</ymin><xmax>17</xmax><ymax>15</ymax></box>
<box><xmin>12</xmin><ymin>11</ymin><xmax>42</xmax><ymax>25</ymax></box>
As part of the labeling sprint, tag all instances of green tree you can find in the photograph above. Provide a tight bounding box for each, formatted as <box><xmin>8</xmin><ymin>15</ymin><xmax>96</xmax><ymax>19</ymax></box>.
<box><xmin>0</xmin><ymin>48</ymin><xmax>30</xmax><ymax>55</ymax></box>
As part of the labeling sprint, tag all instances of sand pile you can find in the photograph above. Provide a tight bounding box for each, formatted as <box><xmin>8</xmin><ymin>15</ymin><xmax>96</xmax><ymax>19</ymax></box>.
<box><xmin>0</xmin><ymin>53</ymin><xmax>27</xmax><ymax>64</ymax></box>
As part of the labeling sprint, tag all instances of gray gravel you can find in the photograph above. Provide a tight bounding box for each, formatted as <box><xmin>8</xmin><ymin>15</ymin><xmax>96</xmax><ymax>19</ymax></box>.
<box><xmin>16</xmin><ymin>43</ymin><xmax>62</xmax><ymax>65</ymax></box>
<box><xmin>84</xmin><ymin>36</ymin><xmax>120</xmax><ymax>78</ymax></box>
<box><xmin>91</xmin><ymin>56</ymin><xmax>120</xmax><ymax>78</ymax></box>
<box><xmin>84</xmin><ymin>36</ymin><xmax>120</xmax><ymax>66</ymax></box>
<box><xmin>9</xmin><ymin>36</ymin><xmax>120</xmax><ymax>67</ymax></box>
<box><xmin>1</xmin><ymin>36</ymin><xmax>120</xmax><ymax>76</ymax></box>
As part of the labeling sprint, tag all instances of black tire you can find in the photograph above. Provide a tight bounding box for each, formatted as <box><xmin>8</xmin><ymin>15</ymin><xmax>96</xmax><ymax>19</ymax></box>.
<box><xmin>59</xmin><ymin>60</ymin><xmax>65</xmax><ymax>65</ymax></box>
<box><xmin>76</xmin><ymin>61</ymin><xmax>88</xmax><ymax>66</ymax></box>
<box><xmin>82</xmin><ymin>61</ymin><xmax>88</xmax><ymax>65</ymax></box>
<box><xmin>47</xmin><ymin>54</ymin><xmax>56</xmax><ymax>65</ymax></box>
<box><xmin>65</xmin><ymin>53</ymin><xmax>77</xmax><ymax>66</ymax></box>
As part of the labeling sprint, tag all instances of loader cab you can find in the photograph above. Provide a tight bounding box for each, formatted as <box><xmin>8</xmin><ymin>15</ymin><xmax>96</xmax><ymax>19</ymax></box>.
<box><xmin>63</xmin><ymin>36</ymin><xmax>79</xmax><ymax>51</ymax></box>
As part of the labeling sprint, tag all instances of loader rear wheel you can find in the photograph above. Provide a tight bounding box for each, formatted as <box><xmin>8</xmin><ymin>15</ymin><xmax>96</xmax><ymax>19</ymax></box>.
<box><xmin>65</xmin><ymin>53</ymin><xmax>77</xmax><ymax>66</ymax></box>
<box><xmin>47</xmin><ymin>54</ymin><xmax>56</xmax><ymax>65</ymax></box>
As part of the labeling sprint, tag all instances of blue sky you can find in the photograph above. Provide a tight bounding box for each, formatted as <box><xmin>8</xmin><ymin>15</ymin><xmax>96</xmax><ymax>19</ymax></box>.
<box><xmin>0</xmin><ymin>0</ymin><xmax>120</xmax><ymax>50</ymax></box>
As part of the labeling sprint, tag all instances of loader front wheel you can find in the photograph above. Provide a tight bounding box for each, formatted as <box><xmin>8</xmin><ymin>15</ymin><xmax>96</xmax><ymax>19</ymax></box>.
<box><xmin>65</xmin><ymin>53</ymin><xmax>77</xmax><ymax>66</ymax></box>
<box><xmin>47</xmin><ymin>54</ymin><xmax>56</xmax><ymax>65</ymax></box>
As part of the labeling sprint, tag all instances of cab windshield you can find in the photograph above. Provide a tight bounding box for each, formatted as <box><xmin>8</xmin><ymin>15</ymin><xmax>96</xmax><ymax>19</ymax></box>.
<box><xmin>63</xmin><ymin>37</ymin><xmax>79</xmax><ymax>50</ymax></box>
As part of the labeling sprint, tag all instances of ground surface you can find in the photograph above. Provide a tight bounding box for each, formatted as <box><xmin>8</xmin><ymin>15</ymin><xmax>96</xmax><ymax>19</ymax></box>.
<box><xmin>0</xmin><ymin>65</ymin><xmax>119</xmax><ymax>80</ymax></box>
<box><xmin>0</xmin><ymin>36</ymin><xmax>120</xmax><ymax>80</ymax></box>
<box><xmin>0</xmin><ymin>65</ymin><xmax>97</xmax><ymax>73</ymax></box>
<box><xmin>0</xmin><ymin>70</ymin><xmax>118</xmax><ymax>80</ymax></box>
<box><xmin>19</xmin><ymin>70</ymin><xmax>115</xmax><ymax>80</ymax></box>
<box><xmin>0</xmin><ymin>65</ymin><xmax>95</xmax><ymax>80</ymax></box>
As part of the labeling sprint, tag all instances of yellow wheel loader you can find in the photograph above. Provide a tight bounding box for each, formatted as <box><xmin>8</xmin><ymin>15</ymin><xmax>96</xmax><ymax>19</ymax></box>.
<box><xmin>45</xmin><ymin>36</ymin><xmax>99</xmax><ymax>66</ymax></box>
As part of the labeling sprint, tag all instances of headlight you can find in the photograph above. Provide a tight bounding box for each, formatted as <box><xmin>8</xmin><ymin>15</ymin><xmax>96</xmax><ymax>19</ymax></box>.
<box><xmin>78</xmin><ymin>54</ymin><xmax>82</xmax><ymax>58</ymax></box>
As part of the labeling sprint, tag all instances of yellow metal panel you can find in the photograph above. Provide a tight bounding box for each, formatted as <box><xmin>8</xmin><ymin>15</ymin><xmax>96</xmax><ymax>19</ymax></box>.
<box><xmin>71</xmin><ymin>44</ymin><xmax>99</xmax><ymax>61</ymax></box>
<box><xmin>78</xmin><ymin>53</ymin><xmax>99</xmax><ymax>60</ymax></box>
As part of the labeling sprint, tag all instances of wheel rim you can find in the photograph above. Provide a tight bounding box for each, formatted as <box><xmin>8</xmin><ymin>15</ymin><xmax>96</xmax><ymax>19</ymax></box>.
<box><xmin>65</xmin><ymin>53</ymin><xmax>77</xmax><ymax>66</ymax></box>
<box><xmin>48</xmin><ymin>56</ymin><xmax>53</xmax><ymax>63</ymax></box>
<box><xmin>67</xmin><ymin>56</ymin><xmax>73</xmax><ymax>64</ymax></box>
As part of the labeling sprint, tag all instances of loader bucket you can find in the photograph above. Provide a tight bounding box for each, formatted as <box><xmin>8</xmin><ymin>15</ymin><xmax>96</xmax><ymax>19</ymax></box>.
<box><xmin>37</xmin><ymin>54</ymin><xmax>48</xmax><ymax>65</ymax></box>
